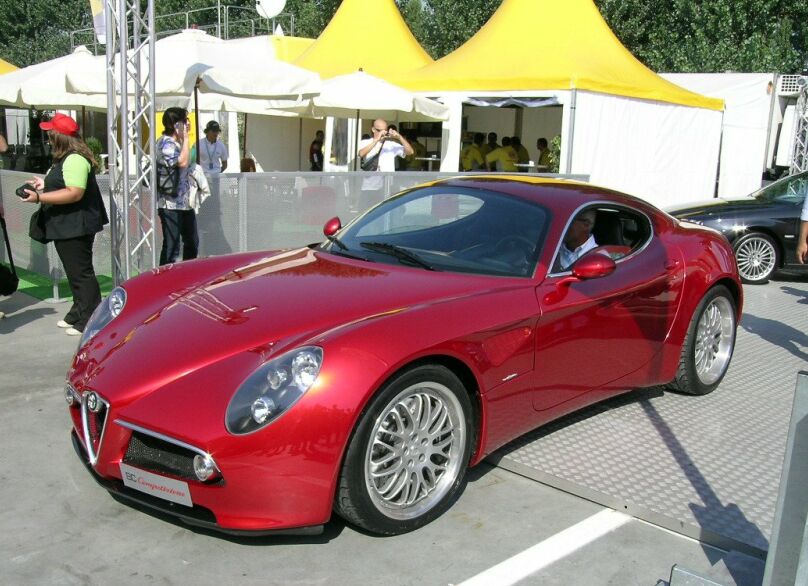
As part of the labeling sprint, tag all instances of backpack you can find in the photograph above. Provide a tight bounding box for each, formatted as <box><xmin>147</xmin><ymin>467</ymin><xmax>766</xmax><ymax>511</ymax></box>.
<box><xmin>155</xmin><ymin>137</ymin><xmax>180</xmax><ymax>197</ymax></box>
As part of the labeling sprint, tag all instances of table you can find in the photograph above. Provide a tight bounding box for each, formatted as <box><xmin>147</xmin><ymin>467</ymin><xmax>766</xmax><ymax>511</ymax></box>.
<box><xmin>414</xmin><ymin>156</ymin><xmax>440</xmax><ymax>171</ymax></box>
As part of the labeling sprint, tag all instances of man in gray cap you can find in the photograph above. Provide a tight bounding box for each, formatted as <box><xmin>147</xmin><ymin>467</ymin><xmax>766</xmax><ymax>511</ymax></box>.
<box><xmin>200</xmin><ymin>120</ymin><xmax>228</xmax><ymax>175</ymax></box>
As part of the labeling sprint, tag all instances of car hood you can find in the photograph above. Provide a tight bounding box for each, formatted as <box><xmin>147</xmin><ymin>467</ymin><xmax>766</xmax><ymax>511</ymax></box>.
<box><xmin>666</xmin><ymin>197</ymin><xmax>763</xmax><ymax>220</ymax></box>
<box><xmin>71</xmin><ymin>248</ymin><xmax>521</xmax><ymax>398</ymax></box>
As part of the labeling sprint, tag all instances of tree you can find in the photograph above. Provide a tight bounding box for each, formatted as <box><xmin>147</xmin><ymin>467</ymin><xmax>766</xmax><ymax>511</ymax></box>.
<box><xmin>594</xmin><ymin>0</ymin><xmax>808</xmax><ymax>74</ymax></box>
<box><xmin>401</xmin><ymin>0</ymin><xmax>501</xmax><ymax>59</ymax></box>
<box><xmin>0</xmin><ymin>0</ymin><xmax>90</xmax><ymax>67</ymax></box>
<box><xmin>1</xmin><ymin>0</ymin><xmax>806</xmax><ymax>75</ymax></box>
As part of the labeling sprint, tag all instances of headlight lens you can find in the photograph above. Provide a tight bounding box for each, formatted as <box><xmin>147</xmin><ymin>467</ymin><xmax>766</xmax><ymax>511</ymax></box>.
<box><xmin>79</xmin><ymin>287</ymin><xmax>127</xmax><ymax>346</ymax></box>
<box><xmin>226</xmin><ymin>346</ymin><xmax>323</xmax><ymax>435</ymax></box>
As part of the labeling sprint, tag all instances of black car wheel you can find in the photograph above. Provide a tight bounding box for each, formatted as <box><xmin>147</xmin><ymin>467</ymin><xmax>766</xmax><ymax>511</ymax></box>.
<box><xmin>669</xmin><ymin>285</ymin><xmax>737</xmax><ymax>396</ymax></box>
<box><xmin>733</xmin><ymin>232</ymin><xmax>779</xmax><ymax>284</ymax></box>
<box><xmin>334</xmin><ymin>365</ymin><xmax>473</xmax><ymax>535</ymax></box>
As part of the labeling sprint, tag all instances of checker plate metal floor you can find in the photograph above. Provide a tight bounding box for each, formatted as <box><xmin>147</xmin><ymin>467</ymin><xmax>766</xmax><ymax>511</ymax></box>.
<box><xmin>491</xmin><ymin>276</ymin><xmax>808</xmax><ymax>557</ymax></box>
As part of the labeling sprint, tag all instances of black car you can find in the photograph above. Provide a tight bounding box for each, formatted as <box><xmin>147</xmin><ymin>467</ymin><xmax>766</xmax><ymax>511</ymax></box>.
<box><xmin>668</xmin><ymin>170</ymin><xmax>808</xmax><ymax>283</ymax></box>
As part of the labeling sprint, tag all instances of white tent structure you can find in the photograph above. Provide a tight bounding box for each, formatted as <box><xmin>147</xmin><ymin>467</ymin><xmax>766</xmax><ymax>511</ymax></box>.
<box><xmin>661</xmin><ymin>73</ymin><xmax>776</xmax><ymax>198</ymax></box>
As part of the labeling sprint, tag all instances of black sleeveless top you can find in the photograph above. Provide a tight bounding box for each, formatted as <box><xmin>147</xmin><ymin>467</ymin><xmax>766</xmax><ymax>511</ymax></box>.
<box><xmin>40</xmin><ymin>153</ymin><xmax>109</xmax><ymax>240</ymax></box>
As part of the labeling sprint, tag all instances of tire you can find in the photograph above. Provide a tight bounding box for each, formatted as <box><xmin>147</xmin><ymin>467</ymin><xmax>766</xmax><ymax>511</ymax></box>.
<box><xmin>669</xmin><ymin>285</ymin><xmax>737</xmax><ymax>395</ymax></box>
<box><xmin>334</xmin><ymin>365</ymin><xmax>474</xmax><ymax>535</ymax></box>
<box><xmin>733</xmin><ymin>232</ymin><xmax>779</xmax><ymax>284</ymax></box>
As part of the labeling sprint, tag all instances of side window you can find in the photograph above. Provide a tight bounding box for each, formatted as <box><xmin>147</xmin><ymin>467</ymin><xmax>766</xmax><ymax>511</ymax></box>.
<box><xmin>590</xmin><ymin>206</ymin><xmax>652</xmax><ymax>257</ymax></box>
<box><xmin>552</xmin><ymin>204</ymin><xmax>653</xmax><ymax>273</ymax></box>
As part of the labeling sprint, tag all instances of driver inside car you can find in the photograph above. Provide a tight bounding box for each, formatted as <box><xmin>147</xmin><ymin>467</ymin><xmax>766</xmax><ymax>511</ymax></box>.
<box><xmin>558</xmin><ymin>209</ymin><xmax>598</xmax><ymax>270</ymax></box>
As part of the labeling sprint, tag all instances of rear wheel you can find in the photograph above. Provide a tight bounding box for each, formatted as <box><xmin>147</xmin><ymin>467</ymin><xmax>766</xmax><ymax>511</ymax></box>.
<box><xmin>733</xmin><ymin>232</ymin><xmax>778</xmax><ymax>284</ymax></box>
<box><xmin>669</xmin><ymin>285</ymin><xmax>737</xmax><ymax>395</ymax></box>
<box><xmin>334</xmin><ymin>365</ymin><xmax>473</xmax><ymax>535</ymax></box>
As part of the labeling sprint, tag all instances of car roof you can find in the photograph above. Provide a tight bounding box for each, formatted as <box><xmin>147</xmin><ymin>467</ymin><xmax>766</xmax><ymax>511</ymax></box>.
<box><xmin>425</xmin><ymin>175</ymin><xmax>660</xmax><ymax>216</ymax></box>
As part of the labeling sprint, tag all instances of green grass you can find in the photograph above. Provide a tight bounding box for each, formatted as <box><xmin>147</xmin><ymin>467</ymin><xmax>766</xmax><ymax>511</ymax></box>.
<box><xmin>1</xmin><ymin>263</ymin><xmax>115</xmax><ymax>301</ymax></box>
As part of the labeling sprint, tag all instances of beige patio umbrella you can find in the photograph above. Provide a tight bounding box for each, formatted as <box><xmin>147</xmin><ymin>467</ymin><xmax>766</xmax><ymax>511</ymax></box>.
<box><xmin>290</xmin><ymin>69</ymin><xmax>449</xmax><ymax>169</ymax></box>
<box><xmin>0</xmin><ymin>46</ymin><xmax>107</xmax><ymax>110</ymax></box>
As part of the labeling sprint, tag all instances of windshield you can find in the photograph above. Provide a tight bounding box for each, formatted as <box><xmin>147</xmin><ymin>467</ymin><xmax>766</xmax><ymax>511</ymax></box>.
<box><xmin>319</xmin><ymin>186</ymin><xmax>549</xmax><ymax>277</ymax></box>
<box><xmin>751</xmin><ymin>171</ymin><xmax>808</xmax><ymax>204</ymax></box>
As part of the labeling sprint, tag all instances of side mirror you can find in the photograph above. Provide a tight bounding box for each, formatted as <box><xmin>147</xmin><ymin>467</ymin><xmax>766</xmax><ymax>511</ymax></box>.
<box><xmin>571</xmin><ymin>252</ymin><xmax>616</xmax><ymax>280</ymax></box>
<box><xmin>323</xmin><ymin>216</ymin><xmax>341</xmax><ymax>237</ymax></box>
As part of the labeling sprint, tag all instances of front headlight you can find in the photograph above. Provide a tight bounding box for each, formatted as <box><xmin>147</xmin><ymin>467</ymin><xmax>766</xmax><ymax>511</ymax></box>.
<box><xmin>79</xmin><ymin>287</ymin><xmax>127</xmax><ymax>346</ymax></box>
<box><xmin>226</xmin><ymin>346</ymin><xmax>323</xmax><ymax>435</ymax></box>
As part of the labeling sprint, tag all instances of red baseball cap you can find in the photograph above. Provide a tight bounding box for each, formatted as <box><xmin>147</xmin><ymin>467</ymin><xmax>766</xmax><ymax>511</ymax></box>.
<box><xmin>40</xmin><ymin>113</ymin><xmax>80</xmax><ymax>137</ymax></box>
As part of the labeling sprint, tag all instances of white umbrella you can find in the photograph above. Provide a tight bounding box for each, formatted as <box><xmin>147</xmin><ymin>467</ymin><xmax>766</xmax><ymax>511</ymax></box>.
<box><xmin>66</xmin><ymin>29</ymin><xmax>321</xmax><ymax>112</ymax></box>
<box><xmin>295</xmin><ymin>69</ymin><xmax>448</xmax><ymax>122</ymax></box>
<box><xmin>0</xmin><ymin>46</ymin><xmax>107</xmax><ymax>110</ymax></box>
<box><xmin>289</xmin><ymin>69</ymin><xmax>449</xmax><ymax>170</ymax></box>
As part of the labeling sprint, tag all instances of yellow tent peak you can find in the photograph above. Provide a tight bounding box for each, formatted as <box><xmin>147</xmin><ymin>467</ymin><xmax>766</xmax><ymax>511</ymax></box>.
<box><xmin>269</xmin><ymin>36</ymin><xmax>315</xmax><ymax>63</ymax></box>
<box><xmin>397</xmin><ymin>0</ymin><xmax>723</xmax><ymax>111</ymax></box>
<box><xmin>293</xmin><ymin>0</ymin><xmax>433</xmax><ymax>80</ymax></box>
<box><xmin>0</xmin><ymin>57</ymin><xmax>18</xmax><ymax>75</ymax></box>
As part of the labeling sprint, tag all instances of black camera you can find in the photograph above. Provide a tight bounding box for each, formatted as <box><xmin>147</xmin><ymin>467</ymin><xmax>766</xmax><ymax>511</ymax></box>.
<box><xmin>16</xmin><ymin>184</ymin><xmax>35</xmax><ymax>199</ymax></box>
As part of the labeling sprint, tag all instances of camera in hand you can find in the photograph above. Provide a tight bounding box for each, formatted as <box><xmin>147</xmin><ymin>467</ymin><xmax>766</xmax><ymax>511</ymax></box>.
<box><xmin>16</xmin><ymin>184</ymin><xmax>36</xmax><ymax>199</ymax></box>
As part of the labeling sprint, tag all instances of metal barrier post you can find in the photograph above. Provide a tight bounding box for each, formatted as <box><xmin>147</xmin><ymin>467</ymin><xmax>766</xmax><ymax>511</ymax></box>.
<box><xmin>238</xmin><ymin>174</ymin><xmax>248</xmax><ymax>253</ymax></box>
<box><xmin>44</xmin><ymin>246</ymin><xmax>67</xmax><ymax>304</ymax></box>
<box><xmin>762</xmin><ymin>371</ymin><xmax>808</xmax><ymax>586</ymax></box>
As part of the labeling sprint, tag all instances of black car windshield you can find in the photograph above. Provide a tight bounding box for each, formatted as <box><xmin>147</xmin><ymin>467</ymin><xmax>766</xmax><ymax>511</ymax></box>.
<box><xmin>751</xmin><ymin>170</ymin><xmax>808</xmax><ymax>204</ymax></box>
<box><xmin>319</xmin><ymin>186</ymin><xmax>549</xmax><ymax>277</ymax></box>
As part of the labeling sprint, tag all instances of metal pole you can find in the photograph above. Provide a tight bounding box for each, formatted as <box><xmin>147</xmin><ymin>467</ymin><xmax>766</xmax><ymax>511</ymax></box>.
<box><xmin>565</xmin><ymin>89</ymin><xmax>577</xmax><ymax>174</ymax></box>
<box><xmin>789</xmin><ymin>81</ymin><xmax>808</xmax><ymax>174</ymax></box>
<box><xmin>194</xmin><ymin>81</ymin><xmax>201</xmax><ymax>165</ymax></box>
<box><xmin>762</xmin><ymin>371</ymin><xmax>808</xmax><ymax>586</ymax></box>
<box><xmin>106</xmin><ymin>0</ymin><xmax>156</xmax><ymax>284</ymax></box>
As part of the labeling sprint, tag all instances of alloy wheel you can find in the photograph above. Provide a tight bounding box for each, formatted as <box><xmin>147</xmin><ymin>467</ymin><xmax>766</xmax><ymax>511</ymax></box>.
<box><xmin>735</xmin><ymin>235</ymin><xmax>776</xmax><ymax>282</ymax></box>
<box><xmin>694</xmin><ymin>296</ymin><xmax>735</xmax><ymax>386</ymax></box>
<box><xmin>364</xmin><ymin>381</ymin><xmax>466</xmax><ymax>520</ymax></box>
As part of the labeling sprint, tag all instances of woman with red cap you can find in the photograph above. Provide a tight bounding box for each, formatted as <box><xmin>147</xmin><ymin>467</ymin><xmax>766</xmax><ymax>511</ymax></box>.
<box><xmin>19</xmin><ymin>113</ymin><xmax>108</xmax><ymax>336</ymax></box>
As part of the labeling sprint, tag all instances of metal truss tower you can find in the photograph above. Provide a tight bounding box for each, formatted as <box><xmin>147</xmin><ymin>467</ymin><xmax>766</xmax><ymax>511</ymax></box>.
<box><xmin>105</xmin><ymin>0</ymin><xmax>157</xmax><ymax>284</ymax></box>
<box><xmin>790</xmin><ymin>81</ymin><xmax>808</xmax><ymax>174</ymax></box>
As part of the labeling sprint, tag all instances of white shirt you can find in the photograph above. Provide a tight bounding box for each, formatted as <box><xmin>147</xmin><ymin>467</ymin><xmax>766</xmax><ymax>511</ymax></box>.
<box><xmin>199</xmin><ymin>138</ymin><xmax>228</xmax><ymax>174</ymax></box>
<box><xmin>801</xmin><ymin>193</ymin><xmax>808</xmax><ymax>221</ymax></box>
<box><xmin>358</xmin><ymin>138</ymin><xmax>405</xmax><ymax>191</ymax></box>
<box><xmin>559</xmin><ymin>235</ymin><xmax>598</xmax><ymax>270</ymax></box>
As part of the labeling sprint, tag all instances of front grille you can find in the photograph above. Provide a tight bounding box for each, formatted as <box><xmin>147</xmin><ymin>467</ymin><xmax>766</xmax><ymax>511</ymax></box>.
<box><xmin>77</xmin><ymin>389</ymin><xmax>110</xmax><ymax>466</ymax></box>
<box><xmin>87</xmin><ymin>407</ymin><xmax>106</xmax><ymax>448</ymax></box>
<box><xmin>123</xmin><ymin>431</ymin><xmax>197</xmax><ymax>481</ymax></box>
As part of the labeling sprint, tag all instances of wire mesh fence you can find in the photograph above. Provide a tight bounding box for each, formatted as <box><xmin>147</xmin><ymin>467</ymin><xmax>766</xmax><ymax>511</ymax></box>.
<box><xmin>0</xmin><ymin>169</ymin><xmax>586</xmax><ymax>294</ymax></box>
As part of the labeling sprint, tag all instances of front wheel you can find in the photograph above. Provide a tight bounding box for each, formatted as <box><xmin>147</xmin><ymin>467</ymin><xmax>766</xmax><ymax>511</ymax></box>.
<box><xmin>334</xmin><ymin>365</ymin><xmax>474</xmax><ymax>535</ymax></box>
<box><xmin>734</xmin><ymin>232</ymin><xmax>779</xmax><ymax>284</ymax></box>
<box><xmin>669</xmin><ymin>285</ymin><xmax>737</xmax><ymax>395</ymax></box>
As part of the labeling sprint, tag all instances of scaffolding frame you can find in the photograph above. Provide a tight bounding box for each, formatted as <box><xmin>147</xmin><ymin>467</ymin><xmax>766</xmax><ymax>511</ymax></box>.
<box><xmin>105</xmin><ymin>0</ymin><xmax>157</xmax><ymax>284</ymax></box>
<box><xmin>790</xmin><ymin>80</ymin><xmax>808</xmax><ymax>174</ymax></box>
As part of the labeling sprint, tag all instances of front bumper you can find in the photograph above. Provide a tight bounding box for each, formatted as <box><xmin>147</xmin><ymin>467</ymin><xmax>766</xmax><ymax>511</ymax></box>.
<box><xmin>71</xmin><ymin>430</ymin><xmax>324</xmax><ymax>537</ymax></box>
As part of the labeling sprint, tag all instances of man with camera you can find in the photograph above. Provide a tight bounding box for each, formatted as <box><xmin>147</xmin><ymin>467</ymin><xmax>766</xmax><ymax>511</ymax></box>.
<box><xmin>357</xmin><ymin>119</ymin><xmax>413</xmax><ymax>210</ymax></box>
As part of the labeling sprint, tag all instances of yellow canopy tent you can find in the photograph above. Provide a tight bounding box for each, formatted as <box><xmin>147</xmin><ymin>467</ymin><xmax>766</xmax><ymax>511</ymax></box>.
<box><xmin>293</xmin><ymin>0</ymin><xmax>433</xmax><ymax>79</ymax></box>
<box><xmin>269</xmin><ymin>36</ymin><xmax>315</xmax><ymax>64</ymax></box>
<box><xmin>394</xmin><ymin>0</ymin><xmax>725</xmax><ymax>204</ymax></box>
<box><xmin>398</xmin><ymin>0</ymin><xmax>722</xmax><ymax>111</ymax></box>
<box><xmin>0</xmin><ymin>57</ymin><xmax>17</xmax><ymax>75</ymax></box>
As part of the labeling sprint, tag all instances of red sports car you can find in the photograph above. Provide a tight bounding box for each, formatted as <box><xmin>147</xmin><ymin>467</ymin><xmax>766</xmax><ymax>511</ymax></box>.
<box><xmin>66</xmin><ymin>176</ymin><xmax>742</xmax><ymax>536</ymax></box>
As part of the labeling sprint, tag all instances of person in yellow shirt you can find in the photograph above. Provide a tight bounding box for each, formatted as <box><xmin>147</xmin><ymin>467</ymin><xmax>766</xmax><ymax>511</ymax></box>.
<box><xmin>480</xmin><ymin>132</ymin><xmax>499</xmax><ymax>158</ymax></box>
<box><xmin>485</xmin><ymin>136</ymin><xmax>519</xmax><ymax>172</ymax></box>
<box><xmin>536</xmin><ymin>137</ymin><xmax>553</xmax><ymax>170</ymax></box>
<box><xmin>403</xmin><ymin>131</ymin><xmax>428</xmax><ymax>170</ymax></box>
<box><xmin>460</xmin><ymin>133</ymin><xmax>486</xmax><ymax>171</ymax></box>
<box><xmin>511</xmin><ymin>136</ymin><xmax>530</xmax><ymax>172</ymax></box>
